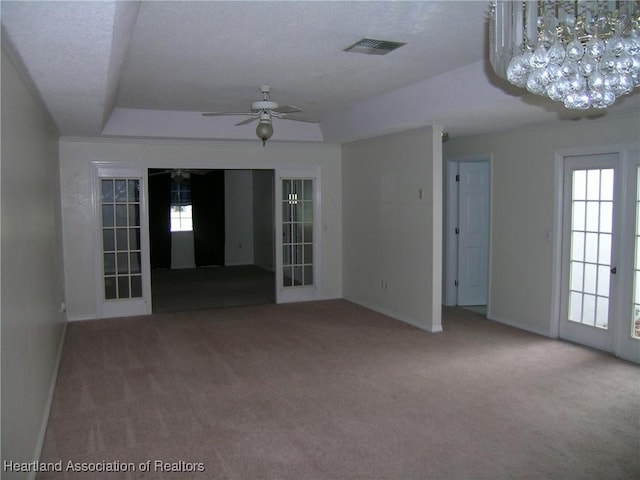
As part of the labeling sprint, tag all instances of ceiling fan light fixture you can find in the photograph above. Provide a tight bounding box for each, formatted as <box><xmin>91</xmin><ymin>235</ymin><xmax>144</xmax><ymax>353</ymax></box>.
<box><xmin>202</xmin><ymin>86</ymin><xmax>308</xmax><ymax>144</ymax></box>
<box><xmin>256</xmin><ymin>118</ymin><xmax>273</xmax><ymax>146</ymax></box>
<box><xmin>171</xmin><ymin>169</ymin><xmax>190</xmax><ymax>184</ymax></box>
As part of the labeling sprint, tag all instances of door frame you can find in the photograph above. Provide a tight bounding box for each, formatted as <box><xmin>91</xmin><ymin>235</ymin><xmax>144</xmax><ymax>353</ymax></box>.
<box><xmin>613</xmin><ymin>148</ymin><xmax>639</xmax><ymax>362</ymax></box>
<box><xmin>274</xmin><ymin>166</ymin><xmax>322</xmax><ymax>304</ymax></box>
<box><xmin>443</xmin><ymin>154</ymin><xmax>493</xmax><ymax>312</ymax></box>
<box><xmin>558</xmin><ymin>153</ymin><xmax>619</xmax><ymax>352</ymax></box>
<box><xmin>552</xmin><ymin>144</ymin><xmax>640</xmax><ymax>363</ymax></box>
<box><xmin>93</xmin><ymin>163</ymin><xmax>152</xmax><ymax>318</ymax></box>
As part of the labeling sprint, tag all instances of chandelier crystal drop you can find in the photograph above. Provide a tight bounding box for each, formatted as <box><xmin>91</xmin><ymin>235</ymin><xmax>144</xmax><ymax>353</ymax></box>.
<box><xmin>490</xmin><ymin>0</ymin><xmax>640</xmax><ymax>109</ymax></box>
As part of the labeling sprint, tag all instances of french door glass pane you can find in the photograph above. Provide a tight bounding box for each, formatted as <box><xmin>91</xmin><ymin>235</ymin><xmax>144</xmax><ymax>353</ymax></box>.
<box><xmin>633</xmin><ymin>167</ymin><xmax>640</xmax><ymax>338</ymax></box>
<box><xmin>568</xmin><ymin>168</ymin><xmax>613</xmax><ymax>328</ymax></box>
<box><xmin>100</xmin><ymin>178</ymin><xmax>142</xmax><ymax>300</ymax></box>
<box><xmin>282</xmin><ymin>178</ymin><xmax>313</xmax><ymax>288</ymax></box>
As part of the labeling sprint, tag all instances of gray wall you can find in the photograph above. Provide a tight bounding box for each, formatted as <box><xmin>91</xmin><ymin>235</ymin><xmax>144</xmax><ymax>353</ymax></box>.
<box><xmin>342</xmin><ymin>126</ymin><xmax>443</xmax><ymax>332</ymax></box>
<box><xmin>59</xmin><ymin>139</ymin><xmax>342</xmax><ymax>320</ymax></box>
<box><xmin>1</xmin><ymin>45</ymin><xmax>67</xmax><ymax>479</ymax></box>
<box><xmin>225</xmin><ymin>169</ymin><xmax>255</xmax><ymax>266</ymax></box>
<box><xmin>253</xmin><ymin>170</ymin><xmax>275</xmax><ymax>271</ymax></box>
<box><xmin>170</xmin><ymin>231</ymin><xmax>195</xmax><ymax>269</ymax></box>
<box><xmin>444</xmin><ymin>112</ymin><xmax>640</xmax><ymax>336</ymax></box>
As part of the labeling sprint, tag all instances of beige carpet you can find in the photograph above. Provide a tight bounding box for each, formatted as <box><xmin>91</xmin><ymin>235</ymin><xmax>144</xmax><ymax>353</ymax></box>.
<box><xmin>38</xmin><ymin>300</ymin><xmax>639</xmax><ymax>479</ymax></box>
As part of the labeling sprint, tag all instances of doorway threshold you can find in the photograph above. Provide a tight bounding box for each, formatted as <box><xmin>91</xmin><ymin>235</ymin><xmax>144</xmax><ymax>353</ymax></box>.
<box><xmin>461</xmin><ymin>305</ymin><xmax>487</xmax><ymax>316</ymax></box>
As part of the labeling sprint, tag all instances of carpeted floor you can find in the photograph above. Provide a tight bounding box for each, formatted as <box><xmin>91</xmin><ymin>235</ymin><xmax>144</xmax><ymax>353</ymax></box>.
<box><xmin>38</xmin><ymin>300</ymin><xmax>639</xmax><ymax>479</ymax></box>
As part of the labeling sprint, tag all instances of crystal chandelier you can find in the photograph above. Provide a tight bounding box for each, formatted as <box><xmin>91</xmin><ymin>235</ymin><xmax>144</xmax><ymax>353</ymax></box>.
<box><xmin>490</xmin><ymin>1</ymin><xmax>640</xmax><ymax>109</ymax></box>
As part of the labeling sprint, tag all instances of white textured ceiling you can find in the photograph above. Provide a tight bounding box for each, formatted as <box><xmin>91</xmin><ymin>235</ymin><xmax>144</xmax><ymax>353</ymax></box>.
<box><xmin>116</xmin><ymin>0</ymin><xmax>486</xmax><ymax>117</ymax></box>
<box><xmin>1</xmin><ymin>0</ymin><xmax>638</xmax><ymax>143</ymax></box>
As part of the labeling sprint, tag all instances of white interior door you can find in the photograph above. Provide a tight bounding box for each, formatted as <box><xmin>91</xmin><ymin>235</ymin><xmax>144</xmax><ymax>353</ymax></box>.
<box><xmin>444</xmin><ymin>161</ymin><xmax>460</xmax><ymax>306</ymax></box>
<box><xmin>275</xmin><ymin>168</ymin><xmax>321</xmax><ymax>304</ymax></box>
<box><xmin>95</xmin><ymin>165</ymin><xmax>151</xmax><ymax>318</ymax></box>
<box><xmin>457</xmin><ymin>161</ymin><xmax>490</xmax><ymax>306</ymax></box>
<box><xmin>559</xmin><ymin>154</ymin><xmax>618</xmax><ymax>352</ymax></box>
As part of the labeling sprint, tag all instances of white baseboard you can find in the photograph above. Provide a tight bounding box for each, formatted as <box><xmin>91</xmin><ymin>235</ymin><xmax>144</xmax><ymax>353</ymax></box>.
<box><xmin>29</xmin><ymin>320</ymin><xmax>67</xmax><ymax>480</ymax></box>
<box><xmin>344</xmin><ymin>296</ymin><xmax>443</xmax><ymax>333</ymax></box>
<box><xmin>67</xmin><ymin>313</ymin><xmax>97</xmax><ymax>322</ymax></box>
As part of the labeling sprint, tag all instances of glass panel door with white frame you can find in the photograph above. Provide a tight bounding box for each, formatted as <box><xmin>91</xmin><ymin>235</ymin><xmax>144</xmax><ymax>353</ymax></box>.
<box><xmin>101</xmin><ymin>178</ymin><xmax>143</xmax><ymax>300</ymax></box>
<box><xmin>567</xmin><ymin>167</ymin><xmax>614</xmax><ymax>329</ymax></box>
<box><xmin>96</xmin><ymin>166</ymin><xmax>150</xmax><ymax>319</ymax></box>
<box><xmin>633</xmin><ymin>167</ymin><xmax>640</xmax><ymax>339</ymax></box>
<box><xmin>282</xmin><ymin>179</ymin><xmax>314</xmax><ymax>288</ymax></box>
<box><xmin>560</xmin><ymin>153</ymin><xmax>618</xmax><ymax>353</ymax></box>
<box><xmin>276</xmin><ymin>169</ymin><xmax>320</xmax><ymax>305</ymax></box>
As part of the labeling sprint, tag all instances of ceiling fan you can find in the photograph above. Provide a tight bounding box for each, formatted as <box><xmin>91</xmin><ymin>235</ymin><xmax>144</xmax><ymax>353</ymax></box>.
<box><xmin>202</xmin><ymin>86</ymin><xmax>313</xmax><ymax>145</ymax></box>
<box><xmin>148</xmin><ymin>168</ymin><xmax>210</xmax><ymax>183</ymax></box>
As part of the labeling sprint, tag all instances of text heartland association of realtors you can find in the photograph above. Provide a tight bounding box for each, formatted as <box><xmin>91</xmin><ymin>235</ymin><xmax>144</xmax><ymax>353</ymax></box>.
<box><xmin>3</xmin><ymin>459</ymin><xmax>206</xmax><ymax>473</ymax></box>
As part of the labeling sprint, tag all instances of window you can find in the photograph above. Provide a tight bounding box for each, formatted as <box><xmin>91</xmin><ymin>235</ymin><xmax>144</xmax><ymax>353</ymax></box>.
<box><xmin>282</xmin><ymin>179</ymin><xmax>313</xmax><ymax>287</ymax></box>
<box><xmin>170</xmin><ymin>181</ymin><xmax>193</xmax><ymax>232</ymax></box>
<box><xmin>567</xmin><ymin>168</ymin><xmax>614</xmax><ymax>328</ymax></box>
<box><xmin>100</xmin><ymin>178</ymin><xmax>143</xmax><ymax>300</ymax></box>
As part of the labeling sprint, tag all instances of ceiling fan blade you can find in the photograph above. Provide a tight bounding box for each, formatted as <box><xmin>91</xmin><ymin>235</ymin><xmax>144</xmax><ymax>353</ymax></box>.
<box><xmin>202</xmin><ymin>112</ymin><xmax>253</xmax><ymax>117</ymax></box>
<box><xmin>273</xmin><ymin>114</ymin><xmax>319</xmax><ymax>123</ymax></box>
<box><xmin>235</xmin><ymin>116</ymin><xmax>259</xmax><ymax>126</ymax></box>
<box><xmin>272</xmin><ymin>104</ymin><xmax>302</xmax><ymax>114</ymax></box>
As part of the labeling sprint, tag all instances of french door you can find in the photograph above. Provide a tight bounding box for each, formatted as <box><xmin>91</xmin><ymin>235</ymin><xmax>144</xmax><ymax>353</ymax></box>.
<box><xmin>559</xmin><ymin>150</ymin><xmax>639</xmax><ymax>362</ymax></box>
<box><xmin>95</xmin><ymin>166</ymin><xmax>151</xmax><ymax>318</ymax></box>
<box><xmin>275</xmin><ymin>168</ymin><xmax>320</xmax><ymax>303</ymax></box>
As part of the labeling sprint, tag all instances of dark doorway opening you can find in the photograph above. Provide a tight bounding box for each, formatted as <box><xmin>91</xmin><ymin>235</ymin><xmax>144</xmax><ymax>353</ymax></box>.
<box><xmin>148</xmin><ymin>168</ymin><xmax>275</xmax><ymax>313</ymax></box>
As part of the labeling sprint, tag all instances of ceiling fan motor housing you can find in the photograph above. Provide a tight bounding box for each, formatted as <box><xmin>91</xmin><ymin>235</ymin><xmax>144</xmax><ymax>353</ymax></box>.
<box><xmin>252</xmin><ymin>100</ymin><xmax>279</xmax><ymax>111</ymax></box>
<box><xmin>258</xmin><ymin>111</ymin><xmax>271</xmax><ymax>123</ymax></box>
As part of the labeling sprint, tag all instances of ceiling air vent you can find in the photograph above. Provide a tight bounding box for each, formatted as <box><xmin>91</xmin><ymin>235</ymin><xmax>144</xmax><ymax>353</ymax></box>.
<box><xmin>343</xmin><ymin>38</ymin><xmax>406</xmax><ymax>55</ymax></box>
